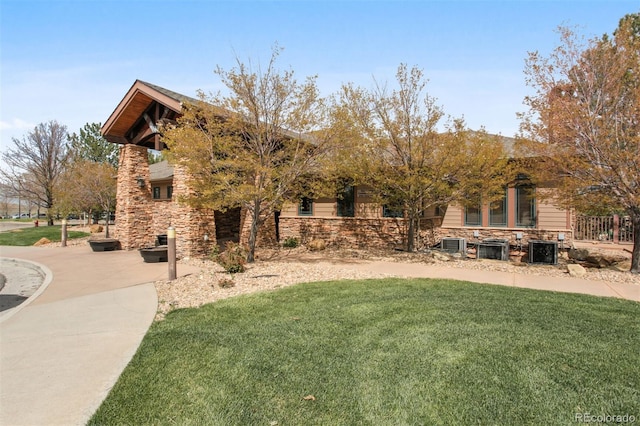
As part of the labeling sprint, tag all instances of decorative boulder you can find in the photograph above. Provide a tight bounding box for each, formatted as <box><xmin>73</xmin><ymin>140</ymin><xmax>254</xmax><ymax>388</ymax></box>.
<box><xmin>33</xmin><ymin>237</ymin><xmax>52</xmax><ymax>246</ymax></box>
<box><xmin>568</xmin><ymin>248</ymin><xmax>590</xmax><ymax>261</ymax></box>
<box><xmin>567</xmin><ymin>264</ymin><xmax>587</xmax><ymax>277</ymax></box>
<box><xmin>90</xmin><ymin>224</ymin><xmax>104</xmax><ymax>233</ymax></box>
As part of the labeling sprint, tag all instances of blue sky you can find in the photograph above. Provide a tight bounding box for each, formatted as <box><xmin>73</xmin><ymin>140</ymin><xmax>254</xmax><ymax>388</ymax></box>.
<box><xmin>1</xmin><ymin>0</ymin><xmax>638</xmax><ymax>152</ymax></box>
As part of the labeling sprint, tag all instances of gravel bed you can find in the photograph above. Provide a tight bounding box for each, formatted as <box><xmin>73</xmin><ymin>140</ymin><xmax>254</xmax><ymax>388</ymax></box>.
<box><xmin>154</xmin><ymin>246</ymin><xmax>638</xmax><ymax>321</ymax></box>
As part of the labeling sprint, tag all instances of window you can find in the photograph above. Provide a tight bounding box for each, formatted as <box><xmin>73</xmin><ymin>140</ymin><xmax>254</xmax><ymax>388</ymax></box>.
<box><xmin>152</xmin><ymin>186</ymin><xmax>161</xmax><ymax>199</ymax></box>
<box><xmin>464</xmin><ymin>205</ymin><xmax>482</xmax><ymax>226</ymax></box>
<box><xmin>383</xmin><ymin>205</ymin><xmax>403</xmax><ymax>218</ymax></box>
<box><xmin>516</xmin><ymin>185</ymin><xmax>536</xmax><ymax>227</ymax></box>
<box><xmin>298</xmin><ymin>197</ymin><xmax>313</xmax><ymax>216</ymax></box>
<box><xmin>489</xmin><ymin>190</ymin><xmax>507</xmax><ymax>226</ymax></box>
<box><xmin>167</xmin><ymin>186</ymin><xmax>173</xmax><ymax>199</ymax></box>
<box><xmin>337</xmin><ymin>185</ymin><xmax>355</xmax><ymax>217</ymax></box>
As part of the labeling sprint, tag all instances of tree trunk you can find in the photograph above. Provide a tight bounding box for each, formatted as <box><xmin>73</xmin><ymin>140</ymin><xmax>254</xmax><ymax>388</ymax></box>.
<box><xmin>246</xmin><ymin>200</ymin><xmax>262</xmax><ymax>263</ymax></box>
<box><xmin>407</xmin><ymin>216</ymin><xmax>416</xmax><ymax>252</ymax></box>
<box><xmin>631</xmin><ymin>209</ymin><xmax>640</xmax><ymax>274</ymax></box>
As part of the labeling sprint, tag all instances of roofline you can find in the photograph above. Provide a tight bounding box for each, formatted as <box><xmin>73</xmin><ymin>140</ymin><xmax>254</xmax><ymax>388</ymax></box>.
<box><xmin>101</xmin><ymin>80</ymin><xmax>189</xmax><ymax>137</ymax></box>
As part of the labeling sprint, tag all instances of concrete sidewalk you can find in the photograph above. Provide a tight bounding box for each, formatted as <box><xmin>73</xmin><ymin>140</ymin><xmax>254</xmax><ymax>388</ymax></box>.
<box><xmin>0</xmin><ymin>245</ymin><xmax>201</xmax><ymax>426</ymax></box>
<box><xmin>344</xmin><ymin>260</ymin><xmax>639</xmax><ymax>302</ymax></box>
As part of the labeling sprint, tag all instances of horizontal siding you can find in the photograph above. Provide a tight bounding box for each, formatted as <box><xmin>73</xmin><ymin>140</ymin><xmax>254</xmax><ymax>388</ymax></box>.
<box><xmin>538</xmin><ymin>200</ymin><xmax>569</xmax><ymax>229</ymax></box>
<box><xmin>281</xmin><ymin>202</ymin><xmax>298</xmax><ymax>216</ymax></box>
<box><xmin>442</xmin><ymin>204</ymin><xmax>463</xmax><ymax>227</ymax></box>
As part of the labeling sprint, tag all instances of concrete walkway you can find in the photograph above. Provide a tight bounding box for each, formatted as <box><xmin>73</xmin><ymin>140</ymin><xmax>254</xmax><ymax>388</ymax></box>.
<box><xmin>344</xmin><ymin>260</ymin><xmax>639</xmax><ymax>302</ymax></box>
<box><xmin>0</xmin><ymin>245</ymin><xmax>201</xmax><ymax>426</ymax></box>
<box><xmin>0</xmin><ymin>244</ymin><xmax>638</xmax><ymax>426</ymax></box>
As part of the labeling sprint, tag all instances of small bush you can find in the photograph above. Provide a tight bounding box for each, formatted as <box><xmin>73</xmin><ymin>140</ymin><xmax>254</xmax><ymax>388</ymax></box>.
<box><xmin>216</xmin><ymin>241</ymin><xmax>247</xmax><ymax>273</ymax></box>
<box><xmin>282</xmin><ymin>237</ymin><xmax>299</xmax><ymax>248</ymax></box>
<box><xmin>217</xmin><ymin>277</ymin><xmax>236</xmax><ymax>288</ymax></box>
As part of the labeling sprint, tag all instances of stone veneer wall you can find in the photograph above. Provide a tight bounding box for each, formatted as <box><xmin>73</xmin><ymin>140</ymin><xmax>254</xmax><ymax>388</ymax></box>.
<box><xmin>166</xmin><ymin>164</ymin><xmax>216</xmax><ymax>257</ymax></box>
<box><xmin>115</xmin><ymin>145</ymin><xmax>153</xmax><ymax>249</ymax></box>
<box><xmin>278</xmin><ymin>217</ymin><xmax>408</xmax><ymax>249</ymax></box>
<box><xmin>436</xmin><ymin>227</ymin><xmax>574</xmax><ymax>247</ymax></box>
<box><xmin>240</xmin><ymin>209</ymin><xmax>278</xmax><ymax>248</ymax></box>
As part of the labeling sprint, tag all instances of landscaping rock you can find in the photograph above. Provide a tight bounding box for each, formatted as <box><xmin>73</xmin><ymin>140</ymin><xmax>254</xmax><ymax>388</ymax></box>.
<box><xmin>567</xmin><ymin>263</ymin><xmax>587</xmax><ymax>277</ymax></box>
<box><xmin>33</xmin><ymin>237</ymin><xmax>52</xmax><ymax>246</ymax></box>
<box><xmin>90</xmin><ymin>224</ymin><xmax>104</xmax><ymax>233</ymax></box>
<box><xmin>307</xmin><ymin>239</ymin><xmax>327</xmax><ymax>251</ymax></box>
<box><xmin>568</xmin><ymin>248</ymin><xmax>590</xmax><ymax>261</ymax></box>
<box><xmin>585</xmin><ymin>254</ymin><xmax>612</xmax><ymax>269</ymax></box>
<box><xmin>432</xmin><ymin>251</ymin><xmax>452</xmax><ymax>262</ymax></box>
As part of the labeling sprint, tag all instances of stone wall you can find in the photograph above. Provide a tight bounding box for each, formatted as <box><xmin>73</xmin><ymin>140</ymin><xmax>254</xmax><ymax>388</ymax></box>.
<box><xmin>436</xmin><ymin>227</ymin><xmax>573</xmax><ymax>247</ymax></box>
<box><xmin>240</xmin><ymin>208</ymin><xmax>278</xmax><ymax>248</ymax></box>
<box><xmin>114</xmin><ymin>145</ymin><xmax>153</xmax><ymax>249</ymax></box>
<box><xmin>167</xmin><ymin>164</ymin><xmax>216</xmax><ymax>257</ymax></box>
<box><xmin>278</xmin><ymin>217</ymin><xmax>408</xmax><ymax>249</ymax></box>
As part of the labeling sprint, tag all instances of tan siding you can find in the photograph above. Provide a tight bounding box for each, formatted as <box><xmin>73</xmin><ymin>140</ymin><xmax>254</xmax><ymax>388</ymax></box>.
<box><xmin>538</xmin><ymin>200</ymin><xmax>569</xmax><ymax>229</ymax></box>
<box><xmin>442</xmin><ymin>203</ymin><xmax>463</xmax><ymax>227</ymax></box>
<box><xmin>314</xmin><ymin>198</ymin><xmax>336</xmax><ymax>217</ymax></box>
<box><xmin>281</xmin><ymin>202</ymin><xmax>298</xmax><ymax>216</ymax></box>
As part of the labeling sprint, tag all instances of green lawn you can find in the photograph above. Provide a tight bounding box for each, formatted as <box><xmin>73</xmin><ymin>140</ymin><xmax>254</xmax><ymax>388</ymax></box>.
<box><xmin>0</xmin><ymin>225</ymin><xmax>89</xmax><ymax>246</ymax></box>
<box><xmin>90</xmin><ymin>279</ymin><xmax>640</xmax><ymax>425</ymax></box>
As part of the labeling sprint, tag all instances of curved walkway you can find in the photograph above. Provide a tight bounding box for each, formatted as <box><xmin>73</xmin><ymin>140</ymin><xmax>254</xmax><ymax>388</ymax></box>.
<box><xmin>0</xmin><ymin>245</ymin><xmax>201</xmax><ymax>426</ymax></box>
<box><xmin>0</xmin><ymin>244</ymin><xmax>637</xmax><ymax>425</ymax></box>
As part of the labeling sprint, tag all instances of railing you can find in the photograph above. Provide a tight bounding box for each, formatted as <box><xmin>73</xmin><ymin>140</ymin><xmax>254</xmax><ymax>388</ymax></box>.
<box><xmin>574</xmin><ymin>215</ymin><xmax>634</xmax><ymax>243</ymax></box>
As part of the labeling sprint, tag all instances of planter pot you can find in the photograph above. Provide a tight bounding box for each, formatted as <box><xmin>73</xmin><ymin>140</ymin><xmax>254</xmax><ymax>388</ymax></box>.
<box><xmin>88</xmin><ymin>239</ymin><xmax>120</xmax><ymax>252</ymax></box>
<box><xmin>140</xmin><ymin>246</ymin><xmax>168</xmax><ymax>263</ymax></box>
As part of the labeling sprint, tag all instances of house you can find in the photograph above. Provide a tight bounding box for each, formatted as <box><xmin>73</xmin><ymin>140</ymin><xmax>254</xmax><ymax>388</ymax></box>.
<box><xmin>102</xmin><ymin>80</ymin><xmax>573</xmax><ymax>257</ymax></box>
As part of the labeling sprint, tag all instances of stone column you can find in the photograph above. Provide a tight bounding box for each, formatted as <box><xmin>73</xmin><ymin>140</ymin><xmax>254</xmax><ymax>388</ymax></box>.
<box><xmin>170</xmin><ymin>164</ymin><xmax>216</xmax><ymax>257</ymax></box>
<box><xmin>115</xmin><ymin>144</ymin><xmax>153</xmax><ymax>249</ymax></box>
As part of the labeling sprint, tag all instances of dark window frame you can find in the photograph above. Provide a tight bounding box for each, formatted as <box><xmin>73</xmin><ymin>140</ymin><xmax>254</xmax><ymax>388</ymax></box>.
<box><xmin>152</xmin><ymin>186</ymin><xmax>161</xmax><ymax>199</ymax></box>
<box><xmin>489</xmin><ymin>189</ymin><xmax>508</xmax><ymax>227</ymax></box>
<box><xmin>337</xmin><ymin>185</ymin><xmax>355</xmax><ymax>217</ymax></box>
<box><xmin>516</xmin><ymin>185</ymin><xmax>536</xmax><ymax>227</ymax></box>
<box><xmin>464</xmin><ymin>204</ymin><xmax>482</xmax><ymax>226</ymax></box>
<box><xmin>298</xmin><ymin>197</ymin><xmax>313</xmax><ymax>216</ymax></box>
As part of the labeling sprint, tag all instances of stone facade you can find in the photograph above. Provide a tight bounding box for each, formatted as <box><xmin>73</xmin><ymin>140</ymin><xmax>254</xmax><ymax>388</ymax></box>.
<box><xmin>114</xmin><ymin>145</ymin><xmax>153</xmax><ymax>249</ymax></box>
<box><xmin>240</xmin><ymin>209</ymin><xmax>278</xmax><ymax>248</ymax></box>
<box><xmin>436</xmin><ymin>227</ymin><xmax>573</xmax><ymax>247</ymax></box>
<box><xmin>278</xmin><ymin>216</ymin><xmax>409</xmax><ymax>249</ymax></box>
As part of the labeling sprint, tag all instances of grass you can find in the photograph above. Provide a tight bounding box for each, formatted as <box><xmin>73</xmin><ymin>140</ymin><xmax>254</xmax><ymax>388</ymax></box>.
<box><xmin>90</xmin><ymin>279</ymin><xmax>640</xmax><ymax>425</ymax></box>
<box><xmin>0</xmin><ymin>225</ymin><xmax>89</xmax><ymax>246</ymax></box>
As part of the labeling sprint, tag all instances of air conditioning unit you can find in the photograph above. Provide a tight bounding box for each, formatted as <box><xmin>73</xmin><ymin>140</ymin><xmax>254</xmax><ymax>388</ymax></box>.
<box><xmin>477</xmin><ymin>239</ymin><xmax>510</xmax><ymax>261</ymax></box>
<box><xmin>441</xmin><ymin>237</ymin><xmax>467</xmax><ymax>254</ymax></box>
<box><xmin>529</xmin><ymin>240</ymin><xmax>558</xmax><ymax>265</ymax></box>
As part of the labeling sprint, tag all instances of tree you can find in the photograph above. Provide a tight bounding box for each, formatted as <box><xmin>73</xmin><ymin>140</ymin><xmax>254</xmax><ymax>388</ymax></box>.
<box><xmin>68</xmin><ymin>122</ymin><xmax>119</xmax><ymax>168</ymax></box>
<box><xmin>56</xmin><ymin>161</ymin><xmax>117</xmax><ymax>237</ymax></box>
<box><xmin>519</xmin><ymin>13</ymin><xmax>640</xmax><ymax>273</ymax></box>
<box><xmin>333</xmin><ymin>64</ymin><xmax>511</xmax><ymax>251</ymax></box>
<box><xmin>163</xmin><ymin>47</ymin><xmax>333</xmax><ymax>262</ymax></box>
<box><xmin>0</xmin><ymin>121</ymin><xmax>70</xmax><ymax>225</ymax></box>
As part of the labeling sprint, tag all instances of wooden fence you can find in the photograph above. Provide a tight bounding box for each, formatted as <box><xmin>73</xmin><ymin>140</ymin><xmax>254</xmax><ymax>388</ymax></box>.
<box><xmin>574</xmin><ymin>215</ymin><xmax>634</xmax><ymax>243</ymax></box>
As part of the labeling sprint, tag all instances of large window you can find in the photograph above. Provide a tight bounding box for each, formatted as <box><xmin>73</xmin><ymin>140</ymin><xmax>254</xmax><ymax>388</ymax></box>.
<box><xmin>464</xmin><ymin>204</ymin><xmax>482</xmax><ymax>226</ymax></box>
<box><xmin>516</xmin><ymin>185</ymin><xmax>536</xmax><ymax>227</ymax></box>
<box><xmin>489</xmin><ymin>190</ymin><xmax>507</xmax><ymax>226</ymax></box>
<box><xmin>337</xmin><ymin>185</ymin><xmax>355</xmax><ymax>217</ymax></box>
<box><xmin>298</xmin><ymin>197</ymin><xmax>313</xmax><ymax>216</ymax></box>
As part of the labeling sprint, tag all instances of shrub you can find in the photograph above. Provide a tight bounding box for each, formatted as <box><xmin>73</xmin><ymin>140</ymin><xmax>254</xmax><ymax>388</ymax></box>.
<box><xmin>282</xmin><ymin>237</ymin><xmax>299</xmax><ymax>248</ymax></box>
<box><xmin>216</xmin><ymin>241</ymin><xmax>247</xmax><ymax>273</ymax></box>
<box><xmin>217</xmin><ymin>277</ymin><xmax>236</xmax><ymax>288</ymax></box>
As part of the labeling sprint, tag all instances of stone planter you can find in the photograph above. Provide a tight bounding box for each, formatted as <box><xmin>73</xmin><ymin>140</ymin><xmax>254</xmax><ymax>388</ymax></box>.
<box><xmin>139</xmin><ymin>246</ymin><xmax>168</xmax><ymax>263</ymax></box>
<box><xmin>88</xmin><ymin>238</ymin><xmax>121</xmax><ymax>252</ymax></box>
